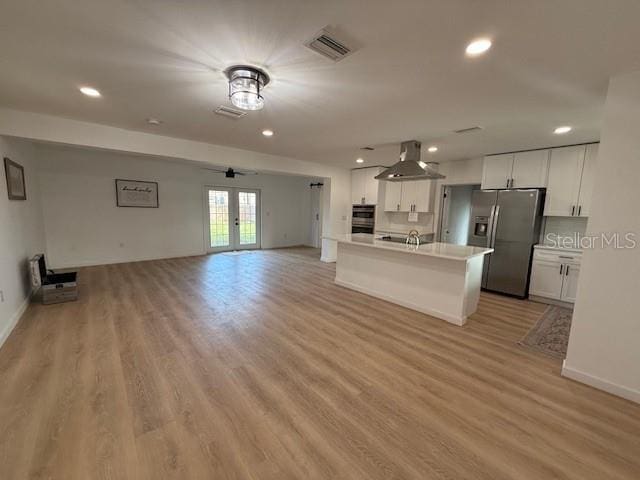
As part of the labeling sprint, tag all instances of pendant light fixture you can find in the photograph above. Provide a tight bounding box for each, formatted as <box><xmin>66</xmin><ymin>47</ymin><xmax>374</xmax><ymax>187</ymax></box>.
<box><xmin>225</xmin><ymin>65</ymin><xmax>270</xmax><ymax>111</ymax></box>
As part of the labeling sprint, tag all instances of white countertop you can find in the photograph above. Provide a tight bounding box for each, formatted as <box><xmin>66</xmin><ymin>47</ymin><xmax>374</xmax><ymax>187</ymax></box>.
<box><xmin>534</xmin><ymin>244</ymin><xmax>583</xmax><ymax>253</ymax></box>
<box><xmin>327</xmin><ymin>234</ymin><xmax>493</xmax><ymax>261</ymax></box>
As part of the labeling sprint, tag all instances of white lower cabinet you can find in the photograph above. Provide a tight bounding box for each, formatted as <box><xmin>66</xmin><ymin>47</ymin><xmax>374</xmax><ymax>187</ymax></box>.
<box><xmin>560</xmin><ymin>263</ymin><xmax>580</xmax><ymax>303</ymax></box>
<box><xmin>529</xmin><ymin>248</ymin><xmax>582</xmax><ymax>304</ymax></box>
<box><xmin>529</xmin><ymin>259</ymin><xmax>564</xmax><ymax>300</ymax></box>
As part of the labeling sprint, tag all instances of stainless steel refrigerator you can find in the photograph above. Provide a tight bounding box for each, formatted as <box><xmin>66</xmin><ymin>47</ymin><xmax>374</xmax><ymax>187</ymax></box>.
<box><xmin>467</xmin><ymin>189</ymin><xmax>544</xmax><ymax>298</ymax></box>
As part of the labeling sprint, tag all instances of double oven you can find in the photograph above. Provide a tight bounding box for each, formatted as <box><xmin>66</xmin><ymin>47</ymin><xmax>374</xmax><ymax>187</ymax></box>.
<box><xmin>351</xmin><ymin>204</ymin><xmax>376</xmax><ymax>234</ymax></box>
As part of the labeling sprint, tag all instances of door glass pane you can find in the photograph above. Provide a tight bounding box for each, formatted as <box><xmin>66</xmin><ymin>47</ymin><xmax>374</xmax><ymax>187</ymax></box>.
<box><xmin>208</xmin><ymin>190</ymin><xmax>230</xmax><ymax>248</ymax></box>
<box><xmin>238</xmin><ymin>191</ymin><xmax>257</xmax><ymax>245</ymax></box>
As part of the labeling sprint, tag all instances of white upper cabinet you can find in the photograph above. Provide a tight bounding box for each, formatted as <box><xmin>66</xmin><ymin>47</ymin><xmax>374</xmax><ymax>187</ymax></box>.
<box><xmin>351</xmin><ymin>169</ymin><xmax>366</xmax><ymax>205</ymax></box>
<box><xmin>544</xmin><ymin>145</ymin><xmax>587</xmax><ymax>217</ymax></box>
<box><xmin>413</xmin><ymin>181</ymin><xmax>434</xmax><ymax>212</ymax></box>
<box><xmin>384</xmin><ymin>181</ymin><xmax>403</xmax><ymax>212</ymax></box>
<box><xmin>364</xmin><ymin>168</ymin><xmax>382</xmax><ymax>205</ymax></box>
<box><xmin>385</xmin><ymin>180</ymin><xmax>434</xmax><ymax>213</ymax></box>
<box><xmin>481</xmin><ymin>154</ymin><xmax>513</xmax><ymax>189</ymax></box>
<box><xmin>480</xmin><ymin>142</ymin><xmax>597</xmax><ymax>217</ymax></box>
<box><xmin>482</xmin><ymin>151</ymin><xmax>549</xmax><ymax>189</ymax></box>
<box><xmin>511</xmin><ymin>149</ymin><xmax>549</xmax><ymax>188</ymax></box>
<box><xmin>399</xmin><ymin>181</ymin><xmax>416</xmax><ymax>212</ymax></box>
<box><xmin>351</xmin><ymin>167</ymin><xmax>382</xmax><ymax>205</ymax></box>
<box><xmin>577</xmin><ymin>143</ymin><xmax>598</xmax><ymax>217</ymax></box>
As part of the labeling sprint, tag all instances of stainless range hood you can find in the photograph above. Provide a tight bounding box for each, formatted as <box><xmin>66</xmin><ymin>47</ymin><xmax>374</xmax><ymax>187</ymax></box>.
<box><xmin>375</xmin><ymin>140</ymin><xmax>445</xmax><ymax>181</ymax></box>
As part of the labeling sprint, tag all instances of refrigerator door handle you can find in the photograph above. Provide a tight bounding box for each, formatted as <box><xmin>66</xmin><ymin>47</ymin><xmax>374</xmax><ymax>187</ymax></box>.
<box><xmin>486</xmin><ymin>205</ymin><xmax>496</xmax><ymax>248</ymax></box>
<box><xmin>490</xmin><ymin>205</ymin><xmax>500</xmax><ymax>248</ymax></box>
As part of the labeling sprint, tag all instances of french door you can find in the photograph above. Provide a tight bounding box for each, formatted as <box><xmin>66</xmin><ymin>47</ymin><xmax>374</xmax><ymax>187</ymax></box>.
<box><xmin>205</xmin><ymin>187</ymin><xmax>260</xmax><ymax>252</ymax></box>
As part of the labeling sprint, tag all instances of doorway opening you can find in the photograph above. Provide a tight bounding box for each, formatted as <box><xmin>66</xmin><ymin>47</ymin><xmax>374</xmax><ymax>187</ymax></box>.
<box><xmin>438</xmin><ymin>184</ymin><xmax>480</xmax><ymax>245</ymax></box>
<box><xmin>205</xmin><ymin>187</ymin><xmax>261</xmax><ymax>252</ymax></box>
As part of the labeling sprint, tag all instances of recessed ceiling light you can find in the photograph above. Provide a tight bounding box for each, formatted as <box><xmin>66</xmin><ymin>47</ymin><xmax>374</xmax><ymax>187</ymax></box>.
<box><xmin>554</xmin><ymin>126</ymin><xmax>572</xmax><ymax>134</ymax></box>
<box><xmin>147</xmin><ymin>118</ymin><xmax>162</xmax><ymax>125</ymax></box>
<box><xmin>427</xmin><ymin>146</ymin><xmax>438</xmax><ymax>153</ymax></box>
<box><xmin>465</xmin><ymin>38</ymin><xmax>492</xmax><ymax>56</ymax></box>
<box><xmin>79</xmin><ymin>86</ymin><xmax>101</xmax><ymax>98</ymax></box>
<box><xmin>262</xmin><ymin>129</ymin><xmax>274</xmax><ymax>137</ymax></box>
<box><xmin>356</xmin><ymin>158</ymin><xmax>364</xmax><ymax>163</ymax></box>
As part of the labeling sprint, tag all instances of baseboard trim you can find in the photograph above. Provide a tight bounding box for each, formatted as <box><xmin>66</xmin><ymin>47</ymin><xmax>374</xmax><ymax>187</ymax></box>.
<box><xmin>50</xmin><ymin>251</ymin><xmax>206</xmax><ymax>269</ymax></box>
<box><xmin>529</xmin><ymin>295</ymin><xmax>574</xmax><ymax>309</ymax></box>
<box><xmin>0</xmin><ymin>294</ymin><xmax>31</xmax><ymax>351</ymax></box>
<box><xmin>334</xmin><ymin>278</ymin><xmax>466</xmax><ymax>326</ymax></box>
<box><xmin>562</xmin><ymin>360</ymin><xmax>640</xmax><ymax>404</ymax></box>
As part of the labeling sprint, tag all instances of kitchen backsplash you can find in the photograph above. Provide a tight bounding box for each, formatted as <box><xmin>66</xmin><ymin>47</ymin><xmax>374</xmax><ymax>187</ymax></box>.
<box><xmin>376</xmin><ymin>211</ymin><xmax>435</xmax><ymax>235</ymax></box>
<box><xmin>541</xmin><ymin>216</ymin><xmax>588</xmax><ymax>246</ymax></box>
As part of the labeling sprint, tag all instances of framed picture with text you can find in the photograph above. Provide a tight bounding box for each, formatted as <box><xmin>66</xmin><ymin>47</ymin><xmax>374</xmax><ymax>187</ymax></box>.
<box><xmin>4</xmin><ymin>157</ymin><xmax>26</xmax><ymax>200</ymax></box>
<box><xmin>115</xmin><ymin>179</ymin><xmax>159</xmax><ymax>208</ymax></box>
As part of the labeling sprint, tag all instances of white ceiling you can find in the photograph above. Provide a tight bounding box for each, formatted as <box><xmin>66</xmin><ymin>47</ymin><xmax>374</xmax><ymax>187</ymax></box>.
<box><xmin>1</xmin><ymin>0</ymin><xmax>640</xmax><ymax>167</ymax></box>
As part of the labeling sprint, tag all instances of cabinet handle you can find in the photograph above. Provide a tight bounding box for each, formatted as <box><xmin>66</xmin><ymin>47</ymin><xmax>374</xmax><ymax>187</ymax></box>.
<box><xmin>571</xmin><ymin>205</ymin><xmax>575</xmax><ymax>216</ymax></box>
<box><xmin>565</xmin><ymin>265</ymin><xmax>570</xmax><ymax>276</ymax></box>
<box><xmin>361</xmin><ymin>197</ymin><xmax>365</xmax><ymax>205</ymax></box>
<box><xmin>506</xmin><ymin>179</ymin><xmax>510</xmax><ymax>188</ymax></box>
<box><xmin>397</xmin><ymin>204</ymin><xmax>400</xmax><ymax>211</ymax></box>
<box><xmin>560</xmin><ymin>264</ymin><xmax>564</xmax><ymax>275</ymax></box>
<box><xmin>578</xmin><ymin>205</ymin><xmax>582</xmax><ymax>216</ymax></box>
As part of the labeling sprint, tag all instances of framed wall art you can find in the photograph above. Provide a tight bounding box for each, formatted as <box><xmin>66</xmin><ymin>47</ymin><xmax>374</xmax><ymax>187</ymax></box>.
<box><xmin>115</xmin><ymin>179</ymin><xmax>159</xmax><ymax>208</ymax></box>
<box><xmin>4</xmin><ymin>157</ymin><xmax>26</xmax><ymax>201</ymax></box>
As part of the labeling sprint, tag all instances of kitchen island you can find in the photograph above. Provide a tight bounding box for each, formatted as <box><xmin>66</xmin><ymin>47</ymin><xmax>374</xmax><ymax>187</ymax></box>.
<box><xmin>328</xmin><ymin>234</ymin><xmax>493</xmax><ymax>326</ymax></box>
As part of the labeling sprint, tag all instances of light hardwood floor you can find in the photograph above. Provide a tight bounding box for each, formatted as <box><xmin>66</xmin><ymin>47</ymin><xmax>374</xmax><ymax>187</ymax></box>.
<box><xmin>0</xmin><ymin>248</ymin><xmax>639</xmax><ymax>479</ymax></box>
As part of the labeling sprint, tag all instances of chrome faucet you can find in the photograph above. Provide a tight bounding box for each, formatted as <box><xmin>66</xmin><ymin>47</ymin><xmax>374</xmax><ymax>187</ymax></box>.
<box><xmin>406</xmin><ymin>229</ymin><xmax>420</xmax><ymax>246</ymax></box>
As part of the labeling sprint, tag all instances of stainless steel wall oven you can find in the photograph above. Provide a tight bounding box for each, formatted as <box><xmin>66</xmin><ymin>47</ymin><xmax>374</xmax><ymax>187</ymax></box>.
<box><xmin>351</xmin><ymin>205</ymin><xmax>375</xmax><ymax>234</ymax></box>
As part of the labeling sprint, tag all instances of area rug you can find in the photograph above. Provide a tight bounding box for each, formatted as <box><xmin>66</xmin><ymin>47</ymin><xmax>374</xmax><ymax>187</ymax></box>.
<box><xmin>221</xmin><ymin>250</ymin><xmax>254</xmax><ymax>256</ymax></box>
<box><xmin>519</xmin><ymin>306</ymin><xmax>573</xmax><ymax>359</ymax></box>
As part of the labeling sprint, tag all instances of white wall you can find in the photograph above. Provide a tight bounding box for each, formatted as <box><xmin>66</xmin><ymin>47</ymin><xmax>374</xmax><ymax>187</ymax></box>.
<box><xmin>0</xmin><ymin>108</ymin><xmax>352</xmax><ymax>262</ymax></box>
<box><xmin>563</xmin><ymin>70</ymin><xmax>640</xmax><ymax>403</ymax></box>
<box><xmin>36</xmin><ymin>144</ymin><xmax>315</xmax><ymax>268</ymax></box>
<box><xmin>0</xmin><ymin>137</ymin><xmax>45</xmax><ymax>347</ymax></box>
<box><xmin>437</xmin><ymin>157</ymin><xmax>484</xmax><ymax>185</ymax></box>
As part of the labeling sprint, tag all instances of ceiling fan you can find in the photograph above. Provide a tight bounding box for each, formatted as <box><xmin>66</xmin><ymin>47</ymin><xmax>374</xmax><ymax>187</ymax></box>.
<box><xmin>201</xmin><ymin>167</ymin><xmax>258</xmax><ymax>178</ymax></box>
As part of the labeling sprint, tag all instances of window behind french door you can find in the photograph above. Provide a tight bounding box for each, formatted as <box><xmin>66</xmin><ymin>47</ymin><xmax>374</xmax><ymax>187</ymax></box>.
<box><xmin>205</xmin><ymin>187</ymin><xmax>260</xmax><ymax>252</ymax></box>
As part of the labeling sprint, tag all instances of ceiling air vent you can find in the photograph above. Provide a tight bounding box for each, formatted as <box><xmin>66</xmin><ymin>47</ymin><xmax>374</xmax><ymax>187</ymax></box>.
<box><xmin>305</xmin><ymin>28</ymin><xmax>353</xmax><ymax>62</ymax></box>
<box><xmin>214</xmin><ymin>105</ymin><xmax>247</xmax><ymax>119</ymax></box>
<box><xmin>453</xmin><ymin>126</ymin><xmax>483</xmax><ymax>134</ymax></box>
